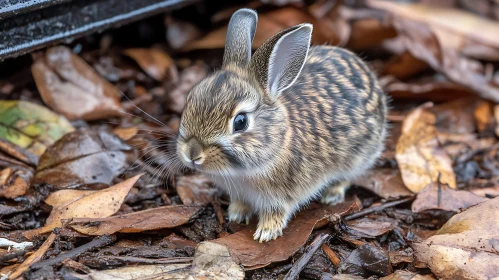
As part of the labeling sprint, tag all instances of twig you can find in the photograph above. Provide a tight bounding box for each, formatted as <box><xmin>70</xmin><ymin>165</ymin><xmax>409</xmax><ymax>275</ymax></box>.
<box><xmin>0</xmin><ymin>248</ymin><xmax>31</xmax><ymax>263</ymax></box>
<box><xmin>93</xmin><ymin>256</ymin><xmax>193</xmax><ymax>265</ymax></box>
<box><xmin>283</xmin><ymin>233</ymin><xmax>330</xmax><ymax>280</ymax></box>
<box><xmin>30</xmin><ymin>234</ymin><xmax>116</xmax><ymax>270</ymax></box>
<box><xmin>320</xmin><ymin>244</ymin><xmax>340</xmax><ymax>267</ymax></box>
<box><xmin>343</xmin><ymin>197</ymin><xmax>414</xmax><ymax>221</ymax></box>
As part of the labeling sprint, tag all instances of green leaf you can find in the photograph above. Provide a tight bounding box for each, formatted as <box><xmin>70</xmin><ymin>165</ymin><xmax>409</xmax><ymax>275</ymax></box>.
<box><xmin>0</xmin><ymin>100</ymin><xmax>74</xmax><ymax>157</ymax></box>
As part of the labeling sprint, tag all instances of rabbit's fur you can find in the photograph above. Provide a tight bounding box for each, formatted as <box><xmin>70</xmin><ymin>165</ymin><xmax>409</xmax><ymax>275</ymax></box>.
<box><xmin>176</xmin><ymin>8</ymin><xmax>387</xmax><ymax>242</ymax></box>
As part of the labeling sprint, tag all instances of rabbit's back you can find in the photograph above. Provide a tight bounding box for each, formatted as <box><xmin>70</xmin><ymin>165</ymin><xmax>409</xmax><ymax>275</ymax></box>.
<box><xmin>280</xmin><ymin>46</ymin><xmax>387</xmax><ymax>181</ymax></box>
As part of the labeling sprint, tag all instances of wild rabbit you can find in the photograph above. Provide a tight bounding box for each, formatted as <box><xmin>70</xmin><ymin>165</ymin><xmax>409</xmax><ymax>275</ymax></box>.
<box><xmin>176</xmin><ymin>8</ymin><xmax>387</xmax><ymax>242</ymax></box>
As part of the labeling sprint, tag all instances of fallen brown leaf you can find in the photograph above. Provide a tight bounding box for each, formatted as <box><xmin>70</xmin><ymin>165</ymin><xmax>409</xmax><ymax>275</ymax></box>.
<box><xmin>369</xmin><ymin>1</ymin><xmax>499</xmax><ymax>102</ymax></box>
<box><xmin>35</xmin><ymin>128</ymin><xmax>134</xmax><ymax>189</ymax></box>
<box><xmin>9</xmin><ymin>233</ymin><xmax>56</xmax><ymax>279</ymax></box>
<box><xmin>345</xmin><ymin>216</ymin><xmax>398</xmax><ymax>238</ymax></box>
<box><xmin>412</xmin><ymin>181</ymin><xmax>488</xmax><ymax>213</ymax></box>
<box><xmin>339</xmin><ymin>244</ymin><xmax>392</xmax><ymax>277</ymax></box>
<box><xmin>413</xmin><ymin>197</ymin><xmax>499</xmax><ymax>279</ymax></box>
<box><xmin>213</xmin><ymin>200</ymin><xmax>360</xmax><ymax>269</ymax></box>
<box><xmin>353</xmin><ymin>168</ymin><xmax>412</xmax><ymax>199</ymax></box>
<box><xmin>176</xmin><ymin>174</ymin><xmax>217</xmax><ymax>206</ymax></box>
<box><xmin>124</xmin><ymin>48</ymin><xmax>174</xmax><ymax>81</ymax></box>
<box><xmin>188</xmin><ymin>242</ymin><xmax>244</xmax><ymax>279</ymax></box>
<box><xmin>68</xmin><ymin>205</ymin><xmax>202</xmax><ymax>235</ymax></box>
<box><xmin>395</xmin><ymin>103</ymin><xmax>457</xmax><ymax>193</ymax></box>
<box><xmin>23</xmin><ymin>174</ymin><xmax>142</xmax><ymax>240</ymax></box>
<box><xmin>0</xmin><ymin>177</ymin><xmax>28</xmax><ymax>199</ymax></box>
<box><xmin>431</xmin><ymin>97</ymin><xmax>479</xmax><ymax>134</ymax></box>
<box><xmin>32</xmin><ymin>46</ymin><xmax>123</xmax><ymax>121</ymax></box>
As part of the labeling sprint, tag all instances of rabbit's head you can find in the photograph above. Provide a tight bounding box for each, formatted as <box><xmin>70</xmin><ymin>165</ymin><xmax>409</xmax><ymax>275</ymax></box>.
<box><xmin>177</xmin><ymin>8</ymin><xmax>312</xmax><ymax>176</ymax></box>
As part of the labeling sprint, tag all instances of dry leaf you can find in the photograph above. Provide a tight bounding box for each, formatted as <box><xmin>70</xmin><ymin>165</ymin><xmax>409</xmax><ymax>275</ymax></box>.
<box><xmin>345</xmin><ymin>216</ymin><xmax>398</xmax><ymax>238</ymax></box>
<box><xmin>395</xmin><ymin>103</ymin><xmax>457</xmax><ymax>193</ymax></box>
<box><xmin>23</xmin><ymin>174</ymin><xmax>142</xmax><ymax>240</ymax></box>
<box><xmin>413</xmin><ymin>197</ymin><xmax>499</xmax><ymax>279</ymax></box>
<box><xmin>35</xmin><ymin>128</ymin><xmax>134</xmax><ymax>189</ymax></box>
<box><xmin>0</xmin><ymin>177</ymin><xmax>28</xmax><ymax>199</ymax></box>
<box><xmin>368</xmin><ymin>1</ymin><xmax>499</xmax><ymax>50</ymax></box>
<box><xmin>353</xmin><ymin>168</ymin><xmax>413</xmax><ymax>199</ymax></box>
<box><xmin>412</xmin><ymin>182</ymin><xmax>488</xmax><ymax>213</ymax></box>
<box><xmin>470</xmin><ymin>185</ymin><xmax>499</xmax><ymax>197</ymax></box>
<box><xmin>176</xmin><ymin>174</ymin><xmax>217</xmax><ymax>206</ymax></box>
<box><xmin>188</xmin><ymin>242</ymin><xmax>244</xmax><ymax>280</ymax></box>
<box><xmin>213</xmin><ymin>200</ymin><xmax>360</xmax><ymax>269</ymax></box>
<box><xmin>369</xmin><ymin>1</ymin><xmax>499</xmax><ymax>102</ymax></box>
<box><xmin>32</xmin><ymin>46</ymin><xmax>122</xmax><ymax>121</ymax></box>
<box><xmin>68</xmin><ymin>205</ymin><xmax>202</xmax><ymax>235</ymax></box>
<box><xmin>124</xmin><ymin>48</ymin><xmax>174</xmax><ymax>81</ymax></box>
<box><xmin>339</xmin><ymin>244</ymin><xmax>392</xmax><ymax>277</ymax></box>
<box><xmin>9</xmin><ymin>233</ymin><xmax>56</xmax><ymax>279</ymax></box>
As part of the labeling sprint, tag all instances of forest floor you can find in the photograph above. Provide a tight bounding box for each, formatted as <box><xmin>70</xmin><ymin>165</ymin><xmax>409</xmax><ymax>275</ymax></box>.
<box><xmin>1</xmin><ymin>0</ymin><xmax>499</xmax><ymax>279</ymax></box>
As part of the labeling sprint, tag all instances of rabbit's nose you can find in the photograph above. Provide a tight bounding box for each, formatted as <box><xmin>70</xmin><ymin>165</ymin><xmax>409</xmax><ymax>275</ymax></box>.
<box><xmin>184</xmin><ymin>138</ymin><xmax>204</xmax><ymax>165</ymax></box>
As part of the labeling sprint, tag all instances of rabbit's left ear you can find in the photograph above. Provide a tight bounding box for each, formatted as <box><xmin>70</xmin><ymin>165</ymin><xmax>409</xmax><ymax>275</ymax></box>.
<box><xmin>249</xmin><ymin>23</ymin><xmax>312</xmax><ymax>100</ymax></box>
<box><xmin>223</xmin><ymin>8</ymin><xmax>258</xmax><ymax>68</ymax></box>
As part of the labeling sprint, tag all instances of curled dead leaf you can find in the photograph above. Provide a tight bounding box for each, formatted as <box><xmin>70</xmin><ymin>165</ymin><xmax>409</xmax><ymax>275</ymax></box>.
<box><xmin>32</xmin><ymin>46</ymin><xmax>123</xmax><ymax>121</ymax></box>
<box><xmin>35</xmin><ymin>128</ymin><xmax>134</xmax><ymax>189</ymax></box>
<box><xmin>68</xmin><ymin>205</ymin><xmax>203</xmax><ymax>235</ymax></box>
<box><xmin>23</xmin><ymin>174</ymin><xmax>142</xmax><ymax>240</ymax></box>
<box><xmin>411</xmin><ymin>181</ymin><xmax>488</xmax><ymax>213</ymax></box>
<box><xmin>124</xmin><ymin>48</ymin><xmax>174</xmax><ymax>81</ymax></box>
<box><xmin>395</xmin><ymin>103</ymin><xmax>456</xmax><ymax>193</ymax></box>
<box><xmin>213</xmin><ymin>200</ymin><xmax>360</xmax><ymax>269</ymax></box>
<box><xmin>413</xmin><ymin>197</ymin><xmax>499</xmax><ymax>279</ymax></box>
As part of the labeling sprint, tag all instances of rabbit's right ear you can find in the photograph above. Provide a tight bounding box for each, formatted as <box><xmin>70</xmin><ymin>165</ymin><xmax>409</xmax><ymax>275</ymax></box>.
<box><xmin>249</xmin><ymin>24</ymin><xmax>312</xmax><ymax>100</ymax></box>
<box><xmin>223</xmin><ymin>8</ymin><xmax>258</xmax><ymax>68</ymax></box>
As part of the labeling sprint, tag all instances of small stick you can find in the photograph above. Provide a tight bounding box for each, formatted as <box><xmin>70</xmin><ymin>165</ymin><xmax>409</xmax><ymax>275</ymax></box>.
<box><xmin>320</xmin><ymin>244</ymin><xmax>340</xmax><ymax>267</ymax></box>
<box><xmin>92</xmin><ymin>256</ymin><xmax>193</xmax><ymax>265</ymax></box>
<box><xmin>30</xmin><ymin>234</ymin><xmax>116</xmax><ymax>270</ymax></box>
<box><xmin>0</xmin><ymin>248</ymin><xmax>31</xmax><ymax>263</ymax></box>
<box><xmin>283</xmin><ymin>233</ymin><xmax>329</xmax><ymax>280</ymax></box>
<box><xmin>343</xmin><ymin>197</ymin><xmax>414</xmax><ymax>221</ymax></box>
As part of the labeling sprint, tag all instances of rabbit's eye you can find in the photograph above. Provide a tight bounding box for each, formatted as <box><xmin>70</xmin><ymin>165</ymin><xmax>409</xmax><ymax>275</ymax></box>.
<box><xmin>233</xmin><ymin>113</ymin><xmax>249</xmax><ymax>132</ymax></box>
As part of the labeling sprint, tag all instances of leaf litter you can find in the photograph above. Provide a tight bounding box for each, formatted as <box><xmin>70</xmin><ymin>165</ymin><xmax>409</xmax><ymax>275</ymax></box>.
<box><xmin>1</xmin><ymin>1</ymin><xmax>499</xmax><ymax>279</ymax></box>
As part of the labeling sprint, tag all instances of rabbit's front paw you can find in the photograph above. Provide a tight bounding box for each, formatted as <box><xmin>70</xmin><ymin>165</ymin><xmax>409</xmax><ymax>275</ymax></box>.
<box><xmin>253</xmin><ymin>209</ymin><xmax>289</xmax><ymax>242</ymax></box>
<box><xmin>321</xmin><ymin>180</ymin><xmax>350</xmax><ymax>205</ymax></box>
<box><xmin>228</xmin><ymin>200</ymin><xmax>252</xmax><ymax>224</ymax></box>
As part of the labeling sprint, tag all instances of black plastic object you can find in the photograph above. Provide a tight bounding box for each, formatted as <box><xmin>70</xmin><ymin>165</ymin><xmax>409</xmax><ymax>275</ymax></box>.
<box><xmin>0</xmin><ymin>0</ymin><xmax>197</xmax><ymax>60</ymax></box>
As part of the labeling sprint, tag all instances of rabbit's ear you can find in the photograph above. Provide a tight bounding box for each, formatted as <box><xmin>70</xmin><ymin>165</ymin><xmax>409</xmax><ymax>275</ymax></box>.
<box><xmin>223</xmin><ymin>8</ymin><xmax>258</xmax><ymax>68</ymax></box>
<box><xmin>249</xmin><ymin>23</ymin><xmax>312</xmax><ymax>100</ymax></box>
